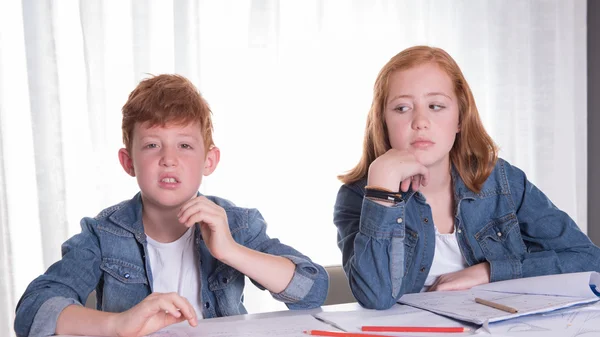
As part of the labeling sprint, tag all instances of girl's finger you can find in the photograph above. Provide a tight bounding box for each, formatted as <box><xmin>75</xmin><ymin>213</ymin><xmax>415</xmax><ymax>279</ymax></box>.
<box><xmin>400</xmin><ymin>178</ymin><xmax>412</xmax><ymax>192</ymax></box>
<box><xmin>412</xmin><ymin>175</ymin><xmax>421</xmax><ymax>191</ymax></box>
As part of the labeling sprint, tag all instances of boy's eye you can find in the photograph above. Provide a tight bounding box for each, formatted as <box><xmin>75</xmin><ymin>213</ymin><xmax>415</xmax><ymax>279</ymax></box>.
<box><xmin>146</xmin><ymin>143</ymin><xmax>158</xmax><ymax>148</ymax></box>
<box><xmin>180</xmin><ymin>144</ymin><xmax>192</xmax><ymax>149</ymax></box>
<box><xmin>430</xmin><ymin>104</ymin><xmax>445</xmax><ymax>111</ymax></box>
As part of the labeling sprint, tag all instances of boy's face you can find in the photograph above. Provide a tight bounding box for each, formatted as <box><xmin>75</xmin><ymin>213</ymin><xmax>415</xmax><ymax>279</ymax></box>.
<box><xmin>119</xmin><ymin>121</ymin><xmax>219</xmax><ymax>210</ymax></box>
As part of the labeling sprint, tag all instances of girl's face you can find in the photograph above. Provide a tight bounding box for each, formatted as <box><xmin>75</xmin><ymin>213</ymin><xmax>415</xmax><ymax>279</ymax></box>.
<box><xmin>384</xmin><ymin>62</ymin><xmax>460</xmax><ymax>169</ymax></box>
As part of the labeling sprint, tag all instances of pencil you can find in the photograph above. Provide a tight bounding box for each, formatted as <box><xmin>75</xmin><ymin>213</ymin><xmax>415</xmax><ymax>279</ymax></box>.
<box><xmin>362</xmin><ymin>326</ymin><xmax>470</xmax><ymax>333</ymax></box>
<box><xmin>303</xmin><ymin>330</ymin><xmax>396</xmax><ymax>337</ymax></box>
<box><xmin>475</xmin><ymin>297</ymin><xmax>518</xmax><ymax>313</ymax></box>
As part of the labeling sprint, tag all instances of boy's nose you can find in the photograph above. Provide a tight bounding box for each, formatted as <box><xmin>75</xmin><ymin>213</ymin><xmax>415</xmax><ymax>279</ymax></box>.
<box><xmin>159</xmin><ymin>150</ymin><xmax>178</xmax><ymax>167</ymax></box>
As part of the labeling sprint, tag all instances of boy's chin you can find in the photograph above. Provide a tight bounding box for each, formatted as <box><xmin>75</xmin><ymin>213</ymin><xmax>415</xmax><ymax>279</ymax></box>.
<box><xmin>143</xmin><ymin>194</ymin><xmax>191</xmax><ymax>209</ymax></box>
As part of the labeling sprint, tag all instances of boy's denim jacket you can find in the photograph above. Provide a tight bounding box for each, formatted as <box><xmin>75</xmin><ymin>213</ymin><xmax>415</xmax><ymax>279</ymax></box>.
<box><xmin>334</xmin><ymin>158</ymin><xmax>600</xmax><ymax>310</ymax></box>
<box><xmin>15</xmin><ymin>193</ymin><xmax>328</xmax><ymax>337</ymax></box>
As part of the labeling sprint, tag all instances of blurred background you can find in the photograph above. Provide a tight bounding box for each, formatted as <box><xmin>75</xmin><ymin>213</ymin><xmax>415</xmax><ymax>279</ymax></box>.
<box><xmin>0</xmin><ymin>1</ymin><xmax>593</xmax><ymax>336</ymax></box>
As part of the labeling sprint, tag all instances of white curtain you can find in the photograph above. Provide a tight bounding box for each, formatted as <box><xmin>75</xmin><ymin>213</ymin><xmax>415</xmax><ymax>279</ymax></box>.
<box><xmin>0</xmin><ymin>0</ymin><xmax>587</xmax><ymax>335</ymax></box>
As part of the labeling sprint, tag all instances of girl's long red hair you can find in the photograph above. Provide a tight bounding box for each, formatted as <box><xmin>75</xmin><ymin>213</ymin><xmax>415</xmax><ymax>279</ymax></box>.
<box><xmin>339</xmin><ymin>46</ymin><xmax>497</xmax><ymax>193</ymax></box>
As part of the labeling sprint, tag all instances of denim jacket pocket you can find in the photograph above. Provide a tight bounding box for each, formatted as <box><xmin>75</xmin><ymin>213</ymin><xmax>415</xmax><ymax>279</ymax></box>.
<box><xmin>100</xmin><ymin>258</ymin><xmax>147</xmax><ymax>285</ymax></box>
<box><xmin>475</xmin><ymin>213</ymin><xmax>526</xmax><ymax>260</ymax></box>
<box><xmin>403</xmin><ymin>228</ymin><xmax>419</xmax><ymax>276</ymax></box>
<box><xmin>207</xmin><ymin>263</ymin><xmax>243</xmax><ymax>291</ymax></box>
<box><xmin>208</xmin><ymin>263</ymin><xmax>245</xmax><ymax>316</ymax></box>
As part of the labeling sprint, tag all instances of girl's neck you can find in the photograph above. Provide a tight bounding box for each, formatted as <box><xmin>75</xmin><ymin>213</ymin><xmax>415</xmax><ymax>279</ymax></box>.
<box><xmin>141</xmin><ymin>200</ymin><xmax>189</xmax><ymax>243</ymax></box>
<box><xmin>419</xmin><ymin>157</ymin><xmax>452</xmax><ymax>196</ymax></box>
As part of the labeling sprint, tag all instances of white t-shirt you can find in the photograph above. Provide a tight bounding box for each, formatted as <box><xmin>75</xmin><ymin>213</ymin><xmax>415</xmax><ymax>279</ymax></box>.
<box><xmin>422</xmin><ymin>228</ymin><xmax>468</xmax><ymax>291</ymax></box>
<box><xmin>146</xmin><ymin>227</ymin><xmax>203</xmax><ymax>319</ymax></box>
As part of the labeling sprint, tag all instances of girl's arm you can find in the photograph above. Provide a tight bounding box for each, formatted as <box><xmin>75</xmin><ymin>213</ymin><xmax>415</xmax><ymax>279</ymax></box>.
<box><xmin>334</xmin><ymin>183</ymin><xmax>409</xmax><ymax>310</ymax></box>
<box><xmin>497</xmin><ymin>162</ymin><xmax>600</xmax><ymax>281</ymax></box>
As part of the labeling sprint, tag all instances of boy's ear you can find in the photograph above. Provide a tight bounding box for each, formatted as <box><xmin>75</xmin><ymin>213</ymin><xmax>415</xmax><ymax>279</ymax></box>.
<box><xmin>203</xmin><ymin>146</ymin><xmax>220</xmax><ymax>176</ymax></box>
<box><xmin>118</xmin><ymin>148</ymin><xmax>136</xmax><ymax>177</ymax></box>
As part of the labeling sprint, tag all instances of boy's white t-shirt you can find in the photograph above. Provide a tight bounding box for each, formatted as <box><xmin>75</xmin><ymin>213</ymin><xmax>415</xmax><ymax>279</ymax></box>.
<box><xmin>146</xmin><ymin>227</ymin><xmax>203</xmax><ymax>319</ymax></box>
<box><xmin>422</xmin><ymin>228</ymin><xmax>468</xmax><ymax>291</ymax></box>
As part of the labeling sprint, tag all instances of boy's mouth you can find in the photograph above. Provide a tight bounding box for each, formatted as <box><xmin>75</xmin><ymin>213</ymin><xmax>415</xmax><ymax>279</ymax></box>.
<box><xmin>161</xmin><ymin>177</ymin><xmax>179</xmax><ymax>183</ymax></box>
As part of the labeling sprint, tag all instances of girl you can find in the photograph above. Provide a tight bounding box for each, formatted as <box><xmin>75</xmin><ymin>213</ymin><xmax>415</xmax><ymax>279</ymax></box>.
<box><xmin>333</xmin><ymin>46</ymin><xmax>600</xmax><ymax>310</ymax></box>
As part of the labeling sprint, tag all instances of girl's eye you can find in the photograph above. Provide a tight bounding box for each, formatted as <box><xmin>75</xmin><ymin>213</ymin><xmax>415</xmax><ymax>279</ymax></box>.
<box><xmin>430</xmin><ymin>104</ymin><xmax>445</xmax><ymax>111</ymax></box>
<box><xmin>394</xmin><ymin>106</ymin><xmax>410</xmax><ymax>113</ymax></box>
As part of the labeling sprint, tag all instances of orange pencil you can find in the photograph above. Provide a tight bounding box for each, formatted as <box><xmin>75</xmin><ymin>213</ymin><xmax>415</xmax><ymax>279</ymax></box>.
<box><xmin>303</xmin><ymin>330</ymin><xmax>397</xmax><ymax>337</ymax></box>
<box><xmin>362</xmin><ymin>326</ymin><xmax>470</xmax><ymax>333</ymax></box>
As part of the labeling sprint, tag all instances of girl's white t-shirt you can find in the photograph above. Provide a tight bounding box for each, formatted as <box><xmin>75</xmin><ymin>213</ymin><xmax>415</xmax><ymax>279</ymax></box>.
<box><xmin>422</xmin><ymin>228</ymin><xmax>468</xmax><ymax>291</ymax></box>
<box><xmin>146</xmin><ymin>227</ymin><xmax>203</xmax><ymax>319</ymax></box>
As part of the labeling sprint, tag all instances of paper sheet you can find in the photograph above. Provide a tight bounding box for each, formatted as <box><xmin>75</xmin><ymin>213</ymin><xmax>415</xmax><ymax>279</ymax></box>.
<box><xmin>480</xmin><ymin>301</ymin><xmax>600</xmax><ymax>337</ymax></box>
<box><xmin>314</xmin><ymin>304</ymin><xmax>476</xmax><ymax>336</ymax></box>
<box><xmin>398</xmin><ymin>272</ymin><xmax>600</xmax><ymax>325</ymax></box>
<box><xmin>150</xmin><ymin>314</ymin><xmax>336</xmax><ymax>337</ymax></box>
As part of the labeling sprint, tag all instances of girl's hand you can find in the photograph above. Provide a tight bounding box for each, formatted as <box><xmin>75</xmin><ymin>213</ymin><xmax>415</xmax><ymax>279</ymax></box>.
<box><xmin>427</xmin><ymin>262</ymin><xmax>491</xmax><ymax>292</ymax></box>
<box><xmin>178</xmin><ymin>196</ymin><xmax>236</xmax><ymax>261</ymax></box>
<box><xmin>111</xmin><ymin>292</ymin><xmax>197</xmax><ymax>337</ymax></box>
<box><xmin>367</xmin><ymin>149</ymin><xmax>429</xmax><ymax>193</ymax></box>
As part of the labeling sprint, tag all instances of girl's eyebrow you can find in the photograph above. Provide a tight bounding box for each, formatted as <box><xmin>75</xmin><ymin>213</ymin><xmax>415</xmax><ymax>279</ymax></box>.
<box><xmin>426</xmin><ymin>92</ymin><xmax>453</xmax><ymax>100</ymax></box>
<box><xmin>388</xmin><ymin>92</ymin><xmax>453</xmax><ymax>102</ymax></box>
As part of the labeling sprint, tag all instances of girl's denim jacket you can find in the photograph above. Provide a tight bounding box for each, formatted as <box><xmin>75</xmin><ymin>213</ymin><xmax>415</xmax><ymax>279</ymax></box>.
<box><xmin>334</xmin><ymin>158</ymin><xmax>600</xmax><ymax>310</ymax></box>
<box><xmin>15</xmin><ymin>193</ymin><xmax>328</xmax><ymax>337</ymax></box>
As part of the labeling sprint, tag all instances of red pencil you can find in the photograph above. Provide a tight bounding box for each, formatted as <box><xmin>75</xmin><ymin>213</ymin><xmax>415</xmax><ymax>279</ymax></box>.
<box><xmin>362</xmin><ymin>326</ymin><xmax>470</xmax><ymax>333</ymax></box>
<box><xmin>303</xmin><ymin>330</ymin><xmax>397</xmax><ymax>337</ymax></box>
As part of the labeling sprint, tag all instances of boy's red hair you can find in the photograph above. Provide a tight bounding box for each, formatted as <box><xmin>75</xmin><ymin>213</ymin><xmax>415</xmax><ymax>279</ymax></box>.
<box><xmin>339</xmin><ymin>46</ymin><xmax>498</xmax><ymax>193</ymax></box>
<box><xmin>122</xmin><ymin>74</ymin><xmax>214</xmax><ymax>151</ymax></box>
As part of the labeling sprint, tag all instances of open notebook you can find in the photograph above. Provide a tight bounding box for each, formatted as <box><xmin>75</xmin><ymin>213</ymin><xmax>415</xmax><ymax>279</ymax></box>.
<box><xmin>398</xmin><ymin>271</ymin><xmax>600</xmax><ymax>325</ymax></box>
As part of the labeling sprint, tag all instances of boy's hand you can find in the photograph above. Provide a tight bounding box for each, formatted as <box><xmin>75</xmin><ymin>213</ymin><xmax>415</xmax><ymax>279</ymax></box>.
<box><xmin>178</xmin><ymin>196</ymin><xmax>237</xmax><ymax>260</ymax></box>
<box><xmin>427</xmin><ymin>262</ymin><xmax>490</xmax><ymax>292</ymax></box>
<box><xmin>111</xmin><ymin>292</ymin><xmax>197</xmax><ymax>337</ymax></box>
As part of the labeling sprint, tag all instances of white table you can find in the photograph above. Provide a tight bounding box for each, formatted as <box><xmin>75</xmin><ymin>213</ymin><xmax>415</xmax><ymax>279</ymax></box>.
<box><xmin>57</xmin><ymin>301</ymin><xmax>600</xmax><ymax>337</ymax></box>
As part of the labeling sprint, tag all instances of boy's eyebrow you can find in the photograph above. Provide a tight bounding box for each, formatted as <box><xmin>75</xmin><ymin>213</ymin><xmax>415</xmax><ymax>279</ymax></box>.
<box><xmin>138</xmin><ymin>133</ymin><xmax>201</xmax><ymax>141</ymax></box>
<box><xmin>176</xmin><ymin>133</ymin><xmax>201</xmax><ymax>140</ymax></box>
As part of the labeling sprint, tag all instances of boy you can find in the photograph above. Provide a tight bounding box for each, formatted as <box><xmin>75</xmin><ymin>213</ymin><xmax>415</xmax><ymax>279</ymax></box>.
<box><xmin>15</xmin><ymin>74</ymin><xmax>329</xmax><ymax>337</ymax></box>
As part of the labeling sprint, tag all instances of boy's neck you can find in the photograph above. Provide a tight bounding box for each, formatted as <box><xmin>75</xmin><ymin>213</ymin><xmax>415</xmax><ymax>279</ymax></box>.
<box><xmin>142</xmin><ymin>203</ymin><xmax>189</xmax><ymax>243</ymax></box>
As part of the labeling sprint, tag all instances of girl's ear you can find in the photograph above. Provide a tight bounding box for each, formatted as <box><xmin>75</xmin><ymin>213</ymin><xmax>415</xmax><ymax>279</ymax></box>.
<box><xmin>118</xmin><ymin>148</ymin><xmax>135</xmax><ymax>177</ymax></box>
<box><xmin>203</xmin><ymin>146</ymin><xmax>220</xmax><ymax>176</ymax></box>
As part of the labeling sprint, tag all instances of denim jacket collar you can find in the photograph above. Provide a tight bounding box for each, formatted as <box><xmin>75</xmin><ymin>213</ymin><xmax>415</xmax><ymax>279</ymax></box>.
<box><xmin>108</xmin><ymin>193</ymin><xmax>146</xmax><ymax>237</ymax></box>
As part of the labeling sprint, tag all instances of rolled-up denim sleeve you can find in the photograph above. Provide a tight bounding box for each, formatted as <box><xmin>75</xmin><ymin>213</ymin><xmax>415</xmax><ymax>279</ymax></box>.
<box><xmin>14</xmin><ymin>218</ymin><xmax>102</xmax><ymax>337</ymax></box>
<box><xmin>27</xmin><ymin>297</ymin><xmax>82</xmax><ymax>337</ymax></box>
<box><xmin>494</xmin><ymin>162</ymin><xmax>600</xmax><ymax>281</ymax></box>
<box><xmin>334</xmin><ymin>184</ymin><xmax>407</xmax><ymax>310</ymax></box>
<box><xmin>244</xmin><ymin>209</ymin><xmax>329</xmax><ymax>309</ymax></box>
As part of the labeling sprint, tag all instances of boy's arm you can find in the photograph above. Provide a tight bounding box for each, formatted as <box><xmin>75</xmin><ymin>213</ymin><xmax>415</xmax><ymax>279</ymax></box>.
<box><xmin>178</xmin><ymin>197</ymin><xmax>329</xmax><ymax>309</ymax></box>
<box><xmin>234</xmin><ymin>209</ymin><xmax>329</xmax><ymax>309</ymax></box>
<box><xmin>219</xmin><ymin>243</ymin><xmax>296</xmax><ymax>294</ymax></box>
<box><xmin>14</xmin><ymin>219</ymin><xmax>102</xmax><ymax>337</ymax></box>
<box><xmin>55</xmin><ymin>292</ymin><xmax>197</xmax><ymax>337</ymax></box>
